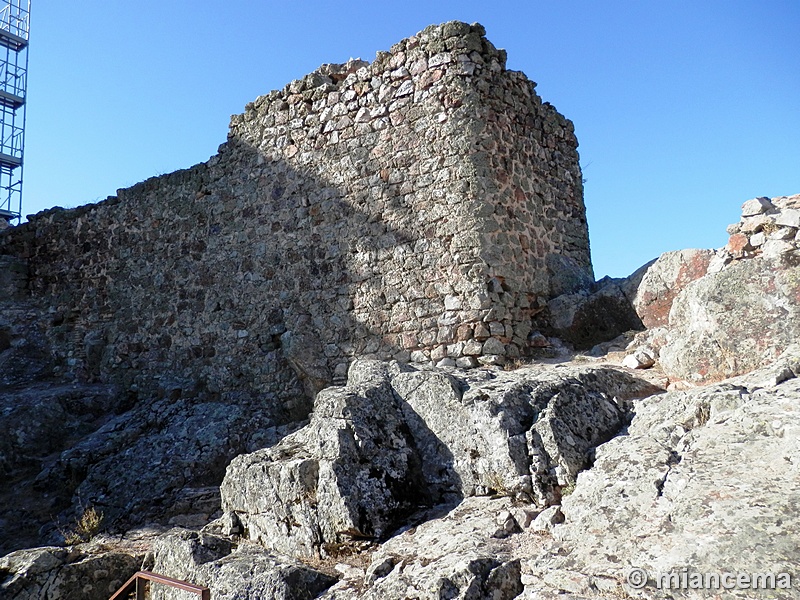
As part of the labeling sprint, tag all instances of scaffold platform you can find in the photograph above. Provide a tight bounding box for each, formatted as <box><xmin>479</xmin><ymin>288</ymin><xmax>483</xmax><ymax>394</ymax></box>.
<box><xmin>0</xmin><ymin>0</ymin><xmax>29</xmax><ymax>222</ymax></box>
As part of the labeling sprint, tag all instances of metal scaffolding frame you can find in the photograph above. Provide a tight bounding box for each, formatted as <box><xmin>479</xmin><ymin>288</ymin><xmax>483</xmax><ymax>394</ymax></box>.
<box><xmin>0</xmin><ymin>0</ymin><xmax>28</xmax><ymax>222</ymax></box>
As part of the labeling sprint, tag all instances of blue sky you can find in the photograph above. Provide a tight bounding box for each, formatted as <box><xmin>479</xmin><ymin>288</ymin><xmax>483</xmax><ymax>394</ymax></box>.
<box><xmin>21</xmin><ymin>0</ymin><xmax>799</xmax><ymax>278</ymax></box>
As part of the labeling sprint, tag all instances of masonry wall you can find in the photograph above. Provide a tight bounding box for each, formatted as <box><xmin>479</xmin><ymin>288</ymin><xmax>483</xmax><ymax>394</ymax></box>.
<box><xmin>0</xmin><ymin>22</ymin><xmax>590</xmax><ymax>404</ymax></box>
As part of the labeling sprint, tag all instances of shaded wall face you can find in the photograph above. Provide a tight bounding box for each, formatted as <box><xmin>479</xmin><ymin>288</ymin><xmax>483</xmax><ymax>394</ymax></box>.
<box><xmin>0</xmin><ymin>22</ymin><xmax>590</xmax><ymax>398</ymax></box>
<box><xmin>223</xmin><ymin>21</ymin><xmax>590</xmax><ymax>364</ymax></box>
<box><xmin>475</xmin><ymin>72</ymin><xmax>591</xmax><ymax>295</ymax></box>
<box><xmin>458</xmin><ymin>67</ymin><xmax>592</xmax><ymax>355</ymax></box>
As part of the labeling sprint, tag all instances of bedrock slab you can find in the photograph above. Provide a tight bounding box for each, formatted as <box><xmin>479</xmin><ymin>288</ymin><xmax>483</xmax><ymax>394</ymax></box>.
<box><xmin>220</xmin><ymin>359</ymin><xmax>658</xmax><ymax>559</ymax></box>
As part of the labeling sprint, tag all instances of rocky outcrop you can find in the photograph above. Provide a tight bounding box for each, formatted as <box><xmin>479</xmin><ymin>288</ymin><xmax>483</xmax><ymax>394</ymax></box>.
<box><xmin>0</xmin><ymin>544</ymin><xmax>142</xmax><ymax>600</ymax></box>
<box><xmin>321</xmin><ymin>497</ymin><xmax>526</xmax><ymax>600</ymax></box>
<box><xmin>4</xmin><ymin>344</ymin><xmax>799</xmax><ymax>600</ymax></box>
<box><xmin>0</xmin><ymin>288</ymin><xmax>134</xmax><ymax>555</ymax></box>
<box><xmin>539</xmin><ymin>276</ymin><xmax>645</xmax><ymax>350</ymax></box>
<box><xmin>519</xmin><ymin>346</ymin><xmax>800</xmax><ymax>598</ymax></box>
<box><xmin>659</xmin><ymin>253</ymin><xmax>800</xmax><ymax>383</ymax></box>
<box><xmin>41</xmin><ymin>390</ymin><xmax>298</xmax><ymax>540</ymax></box>
<box><xmin>629</xmin><ymin>249</ymin><xmax>714</xmax><ymax>329</ymax></box>
<box><xmin>220</xmin><ymin>359</ymin><xmax>658</xmax><ymax>560</ymax></box>
<box><xmin>0</xmin><ymin>381</ymin><xmax>126</xmax><ymax>555</ymax></box>
<box><xmin>151</xmin><ymin>350</ymin><xmax>800</xmax><ymax>599</ymax></box>
<box><xmin>220</xmin><ymin>361</ymin><xmax>427</xmax><ymax>560</ymax></box>
<box><xmin>150</xmin><ymin>529</ymin><xmax>336</xmax><ymax>600</ymax></box>
<box><xmin>619</xmin><ymin>194</ymin><xmax>800</xmax><ymax>384</ymax></box>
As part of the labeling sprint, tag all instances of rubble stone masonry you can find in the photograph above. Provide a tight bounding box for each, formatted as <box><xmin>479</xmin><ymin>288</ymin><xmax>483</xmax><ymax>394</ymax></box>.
<box><xmin>0</xmin><ymin>22</ymin><xmax>591</xmax><ymax>408</ymax></box>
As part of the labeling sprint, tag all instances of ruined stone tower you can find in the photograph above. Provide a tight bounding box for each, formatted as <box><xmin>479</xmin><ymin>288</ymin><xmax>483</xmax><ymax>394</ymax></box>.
<box><xmin>0</xmin><ymin>22</ymin><xmax>591</xmax><ymax>408</ymax></box>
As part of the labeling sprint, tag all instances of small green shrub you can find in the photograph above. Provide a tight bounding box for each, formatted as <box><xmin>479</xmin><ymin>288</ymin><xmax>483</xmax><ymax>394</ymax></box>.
<box><xmin>61</xmin><ymin>505</ymin><xmax>104</xmax><ymax>545</ymax></box>
<box><xmin>560</xmin><ymin>481</ymin><xmax>576</xmax><ymax>498</ymax></box>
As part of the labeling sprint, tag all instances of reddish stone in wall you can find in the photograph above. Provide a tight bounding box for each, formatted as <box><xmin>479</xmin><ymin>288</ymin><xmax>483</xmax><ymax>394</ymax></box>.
<box><xmin>726</xmin><ymin>233</ymin><xmax>751</xmax><ymax>257</ymax></box>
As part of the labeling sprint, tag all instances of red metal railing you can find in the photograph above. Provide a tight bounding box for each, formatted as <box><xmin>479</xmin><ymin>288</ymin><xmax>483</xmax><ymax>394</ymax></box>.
<box><xmin>109</xmin><ymin>570</ymin><xmax>210</xmax><ymax>600</ymax></box>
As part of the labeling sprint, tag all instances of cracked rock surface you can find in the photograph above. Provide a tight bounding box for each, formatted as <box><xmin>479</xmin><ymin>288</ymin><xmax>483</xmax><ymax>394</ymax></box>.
<box><xmin>660</xmin><ymin>254</ymin><xmax>800</xmax><ymax>383</ymax></box>
<box><xmin>321</xmin><ymin>497</ymin><xmax>526</xmax><ymax>600</ymax></box>
<box><xmin>0</xmin><ymin>542</ymin><xmax>143</xmax><ymax>600</ymax></box>
<box><xmin>520</xmin><ymin>347</ymin><xmax>800</xmax><ymax>598</ymax></box>
<box><xmin>5</xmin><ymin>352</ymin><xmax>800</xmax><ymax>599</ymax></box>
<box><xmin>150</xmin><ymin>529</ymin><xmax>337</xmax><ymax>600</ymax></box>
<box><xmin>220</xmin><ymin>359</ymin><xmax>658</xmax><ymax>560</ymax></box>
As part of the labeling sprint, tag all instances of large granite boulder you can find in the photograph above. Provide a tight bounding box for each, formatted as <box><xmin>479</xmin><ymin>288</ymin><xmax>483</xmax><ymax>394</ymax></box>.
<box><xmin>0</xmin><ymin>544</ymin><xmax>142</xmax><ymax>600</ymax></box>
<box><xmin>519</xmin><ymin>347</ymin><xmax>800</xmax><ymax>598</ymax></box>
<box><xmin>220</xmin><ymin>359</ymin><xmax>659</xmax><ymax>560</ymax></box>
<box><xmin>220</xmin><ymin>361</ymin><xmax>431</xmax><ymax>559</ymax></box>
<box><xmin>659</xmin><ymin>253</ymin><xmax>800</xmax><ymax>383</ymax></box>
<box><xmin>629</xmin><ymin>248</ymin><xmax>714</xmax><ymax>329</ymax></box>
<box><xmin>391</xmin><ymin>363</ymin><xmax>657</xmax><ymax>504</ymax></box>
<box><xmin>150</xmin><ymin>529</ymin><xmax>336</xmax><ymax>600</ymax></box>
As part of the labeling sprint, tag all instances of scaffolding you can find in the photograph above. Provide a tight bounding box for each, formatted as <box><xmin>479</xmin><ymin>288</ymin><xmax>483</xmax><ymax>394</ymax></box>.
<box><xmin>0</xmin><ymin>0</ymin><xmax>28</xmax><ymax>223</ymax></box>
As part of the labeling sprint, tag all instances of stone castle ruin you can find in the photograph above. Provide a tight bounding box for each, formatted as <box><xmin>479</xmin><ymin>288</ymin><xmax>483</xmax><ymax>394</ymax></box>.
<box><xmin>4</xmin><ymin>20</ymin><xmax>800</xmax><ymax>600</ymax></box>
<box><xmin>0</xmin><ymin>21</ymin><xmax>591</xmax><ymax>410</ymax></box>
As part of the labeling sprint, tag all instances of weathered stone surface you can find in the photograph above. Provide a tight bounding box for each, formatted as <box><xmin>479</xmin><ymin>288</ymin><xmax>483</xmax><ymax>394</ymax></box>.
<box><xmin>320</xmin><ymin>497</ymin><xmax>525</xmax><ymax>600</ymax></box>
<box><xmin>659</xmin><ymin>253</ymin><xmax>800</xmax><ymax>383</ymax></box>
<box><xmin>0</xmin><ymin>305</ymin><xmax>55</xmax><ymax>391</ymax></box>
<box><xmin>12</xmin><ymin>350</ymin><xmax>798</xmax><ymax>599</ymax></box>
<box><xmin>628</xmin><ymin>249</ymin><xmax>714</xmax><ymax>329</ymax></box>
<box><xmin>726</xmin><ymin>232</ymin><xmax>751</xmax><ymax>257</ymax></box>
<box><xmin>0</xmin><ymin>290</ymin><xmax>298</xmax><ymax>553</ymax></box>
<box><xmin>775</xmin><ymin>208</ymin><xmax>800</xmax><ymax>228</ymax></box>
<box><xmin>0</xmin><ymin>381</ymin><xmax>125</xmax><ymax>555</ymax></box>
<box><xmin>546</xmin><ymin>253</ymin><xmax>594</xmax><ymax>298</ymax></box>
<box><xmin>714</xmin><ymin>193</ymin><xmax>800</xmax><ymax>267</ymax></box>
<box><xmin>42</xmin><ymin>390</ymin><xmax>294</xmax><ymax>538</ymax></box>
<box><xmin>150</xmin><ymin>529</ymin><xmax>336</xmax><ymax>600</ymax></box>
<box><xmin>523</xmin><ymin>348</ymin><xmax>800</xmax><ymax>598</ymax></box>
<box><xmin>773</xmin><ymin>193</ymin><xmax>800</xmax><ymax>211</ymax></box>
<box><xmin>0</xmin><ymin>545</ymin><xmax>141</xmax><ymax>600</ymax></box>
<box><xmin>0</xmin><ymin>21</ymin><xmax>600</xmax><ymax>578</ymax></box>
<box><xmin>220</xmin><ymin>359</ymin><xmax>659</xmax><ymax>559</ymax></box>
<box><xmin>740</xmin><ymin>196</ymin><xmax>775</xmax><ymax>217</ymax></box>
<box><xmin>529</xmin><ymin>505</ymin><xmax>564</xmax><ymax>533</ymax></box>
<box><xmin>0</xmin><ymin>20</ymin><xmax>590</xmax><ymax>403</ymax></box>
<box><xmin>762</xmin><ymin>238</ymin><xmax>794</xmax><ymax>259</ymax></box>
<box><xmin>0</xmin><ymin>255</ymin><xmax>27</xmax><ymax>302</ymax></box>
<box><xmin>220</xmin><ymin>360</ymin><xmax>427</xmax><ymax>559</ymax></box>
<box><xmin>392</xmin><ymin>363</ymin><xmax>658</xmax><ymax>504</ymax></box>
<box><xmin>0</xmin><ymin>383</ymin><xmax>121</xmax><ymax>480</ymax></box>
<box><xmin>749</xmin><ymin>230</ymin><xmax>766</xmax><ymax>247</ymax></box>
<box><xmin>621</xmin><ymin>346</ymin><xmax>656</xmax><ymax>370</ymax></box>
<box><xmin>544</xmin><ymin>278</ymin><xmax>644</xmax><ymax>350</ymax></box>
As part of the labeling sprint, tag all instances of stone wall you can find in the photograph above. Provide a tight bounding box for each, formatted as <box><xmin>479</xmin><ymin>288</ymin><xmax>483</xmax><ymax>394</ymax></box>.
<box><xmin>0</xmin><ymin>21</ymin><xmax>590</xmax><ymax>403</ymax></box>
